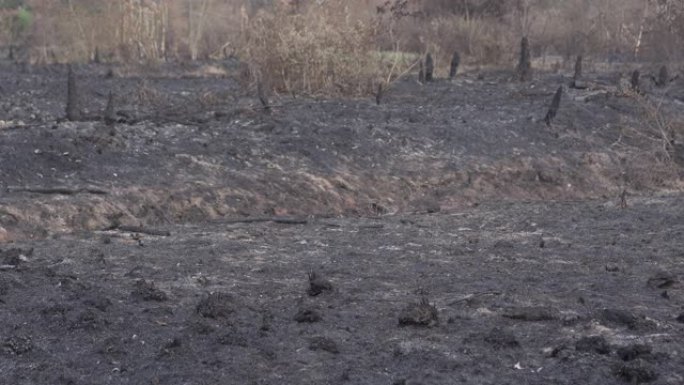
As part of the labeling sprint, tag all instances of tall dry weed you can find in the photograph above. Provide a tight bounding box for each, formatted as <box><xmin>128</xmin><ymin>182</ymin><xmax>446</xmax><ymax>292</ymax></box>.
<box><xmin>238</xmin><ymin>2</ymin><xmax>393</xmax><ymax>96</ymax></box>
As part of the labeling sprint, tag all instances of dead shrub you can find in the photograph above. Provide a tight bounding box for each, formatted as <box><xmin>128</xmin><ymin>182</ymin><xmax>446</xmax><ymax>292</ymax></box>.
<box><xmin>613</xmin><ymin>94</ymin><xmax>683</xmax><ymax>189</ymax></box>
<box><xmin>237</xmin><ymin>1</ymin><xmax>396</xmax><ymax>96</ymax></box>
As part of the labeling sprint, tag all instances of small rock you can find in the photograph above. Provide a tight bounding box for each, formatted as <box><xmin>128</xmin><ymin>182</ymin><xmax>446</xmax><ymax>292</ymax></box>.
<box><xmin>196</xmin><ymin>292</ymin><xmax>234</xmax><ymax>319</ymax></box>
<box><xmin>398</xmin><ymin>298</ymin><xmax>438</xmax><ymax>327</ymax></box>
<box><xmin>617</xmin><ymin>344</ymin><xmax>652</xmax><ymax>361</ymax></box>
<box><xmin>309</xmin><ymin>336</ymin><xmax>339</xmax><ymax>354</ymax></box>
<box><xmin>294</xmin><ymin>308</ymin><xmax>322</xmax><ymax>323</ymax></box>
<box><xmin>615</xmin><ymin>359</ymin><xmax>658</xmax><ymax>383</ymax></box>
<box><xmin>575</xmin><ymin>336</ymin><xmax>610</xmax><ymax>355</ymax></box>
<box><xmin>483</xmin><ymin>327</ymin><xmax>520</xmax><ymax>349</ymax></box>
<box><xmin>503</xmin><ymin>306</ymin><xmax>558</xmax><ymax>321</ymax></box>
<box><xmin>132</xmin><ymin>280</ymin><xmax>168</xmax><ymax>302</ymax></box>
<box><xmin>307</xmin><ymin>271</ymin><xmax>333</xmax><ymax>296</ymax></box>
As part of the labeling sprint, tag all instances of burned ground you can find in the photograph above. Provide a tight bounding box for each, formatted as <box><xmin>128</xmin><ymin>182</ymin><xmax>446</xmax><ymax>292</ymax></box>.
<box><xmin>1</xmin><ymin>61</ymin><xmax>684</xmax><ymax>384</ymax></box>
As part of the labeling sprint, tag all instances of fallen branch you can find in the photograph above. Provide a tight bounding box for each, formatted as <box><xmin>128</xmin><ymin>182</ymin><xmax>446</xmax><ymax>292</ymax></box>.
<box><xmin>105</xmin><ymin>225</ymin><xmax>171</xmax><ymax>237</ymax></box>
<box><xmin>222</xmin><ymin>216</ymin><xmax>308</xmax><ymax>225</ymax></box>
<box><xmin>7</xmin><ymin>186</ymin><xmax>109</xmax><ymax>195</ymax></box>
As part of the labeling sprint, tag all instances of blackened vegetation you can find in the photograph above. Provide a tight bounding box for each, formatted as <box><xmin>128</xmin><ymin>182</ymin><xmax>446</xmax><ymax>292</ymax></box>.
<box><xmin>517</xmin><ymin>36</ymin><xmax>532</xmax><ymax>82</ymax></box>
<box><xmin>425</xmin><ymin>53</ymin><xmax>434</xmax><ymax>82</ymax></box>
<box><xmin>66</xmin><ymin>65</ymin><xmax>81</xmax><ymax>121</ymax></box>
<box><xmin>544</xmin><ymin>86</ymin><xmax>563</xmax><ymax>126</ymax></box>
<box><xmin>631</xmin><ymin>69</ymin><xmax>640</xmax><ymax>93</ymax></box>
<box><xmin>449</xmin><ymin>51</ymin><xmax>460</xmax><ymax>80</ymax></box>
<box><xmin>104</xmin><ymin>91</ymin><xmax>116</xmax><ymax>126</ymax></box>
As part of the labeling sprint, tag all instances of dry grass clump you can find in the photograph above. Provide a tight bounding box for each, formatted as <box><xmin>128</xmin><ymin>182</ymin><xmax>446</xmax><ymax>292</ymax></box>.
<box><xmin>237</xmin><ymin>2</ymin><xmax>395</xmax><ymax>97</ymax></box>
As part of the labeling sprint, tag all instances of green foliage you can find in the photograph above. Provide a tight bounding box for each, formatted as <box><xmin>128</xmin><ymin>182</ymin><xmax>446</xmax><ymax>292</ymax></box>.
<box><xmin>15</xmin><ymin>7</ymin><xmax>32</xmax><ymax>31</ymax></box>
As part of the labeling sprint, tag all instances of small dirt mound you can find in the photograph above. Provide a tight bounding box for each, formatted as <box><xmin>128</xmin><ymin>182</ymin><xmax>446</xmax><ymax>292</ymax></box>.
<box><xmin>398</xmin><ymin>298</ymin><xmax>438</xmax><ymax>327</ymax></box>
<box><xmin>196</xmin><ymin>292</ymin><xmax>234</xmax><ymax>319</ymax></box>
<box><xmin>132</xmin><ymin>280</ymin><xmax>168</xmax><ymax>302</ymax></box>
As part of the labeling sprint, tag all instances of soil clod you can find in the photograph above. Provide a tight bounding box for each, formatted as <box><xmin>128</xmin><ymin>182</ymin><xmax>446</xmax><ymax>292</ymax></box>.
<box><xmin>617</xmin><ymin>344</ymin><xmax>652</xmax><ymax>361</ymax></box>
<box><xmin>132</xmin><ymin>280</ymin><xmax>168</xmax><ymax>302</ymax></box>
<box><xmin>615</xmin><ymin>359</ymin><xmax>658</xmax><ymax>383</ymax></box>
<box><xmin>502</xmin><ymin>306</ymin><xmax>558</xmax><ymax>321</ymax></box>
<box><xmin>307</xmin><ymin>270</ymin><xmax>333</xmax><ymax>296</ymax></box>
<box><xmin>294</xmin><ymin>307</ymin><xmax>322</xmax><ymax>323</ymax></box>
<box><xmin>575</xmin><ymin>336</ymin><xmax>610</xmax><ymax>355</ymax></box>
<box><xmin>647</xmin><ymin>271</ymin><xmax>677</xmax><ymax>289</ymax></box>
<box><xmin>483</xmin><ymin>327</ymin><xmax>520</xmax><ymax>349</ymax></box>
<box><xmin>309</xmin><ymin>336</ymin><xmax>339</xmax><ymax>354</ymax></box>
<box><xmin>197</xmin><ymin>292</ymin><xmax>234</xmax><ymax>319</ymax></box>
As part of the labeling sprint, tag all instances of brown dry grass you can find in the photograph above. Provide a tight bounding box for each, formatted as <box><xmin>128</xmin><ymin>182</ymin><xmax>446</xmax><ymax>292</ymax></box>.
<box><xmin>237</xmin><ymin>1</ymin><xmax>396</xmax><ymax>97</ymax></box>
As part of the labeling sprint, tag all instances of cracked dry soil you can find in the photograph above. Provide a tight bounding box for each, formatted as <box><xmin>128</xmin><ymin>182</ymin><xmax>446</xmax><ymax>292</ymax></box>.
<box><xmin>1</xmin><ymin>61</ymin><xmax>684</xmax><ymax>384</ymax></box>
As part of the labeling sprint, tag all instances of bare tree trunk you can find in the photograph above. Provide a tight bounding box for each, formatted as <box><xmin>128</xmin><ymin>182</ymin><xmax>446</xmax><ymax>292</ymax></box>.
<box><xmin>634</xmin><ymin>0</ymin><xmax>649</xmax><ymax>59</ymax></box>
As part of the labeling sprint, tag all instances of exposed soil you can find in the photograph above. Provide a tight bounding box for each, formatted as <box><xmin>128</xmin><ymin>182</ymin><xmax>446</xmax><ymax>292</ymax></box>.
<box><xmin>1</xmin><ymin>61</ymin><xmax>684</xmax><ymax>384</ymax></box>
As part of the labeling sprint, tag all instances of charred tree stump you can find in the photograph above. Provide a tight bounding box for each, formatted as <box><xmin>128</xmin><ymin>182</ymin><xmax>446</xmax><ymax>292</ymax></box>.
<box><xmin>418</xmin><ymin>60</ymin><xmax>425</xmax><ymax>83</ymax></box>
<box><xmin>425</xmin><ymin>53</ymin><xmax>434</xmax><ymax>82</ymax></box>
<box><xmin>544</xmin><ymin>86</ymin><xmax>563</xmax><ymax>126</ymax></box>
<box><xmin>104</xmin><ymin>91</ymin><xmax>116</xmax><ymax>126</ymax></box>
<box><xmin>657</xmin><ymin>65</ymin><xmax>669</xmax><ymax>87</ymax></box>
<box><xmin>517</xmin><ymin>36</ymin><xmax>532</xmax><ymax>82</ymax></box>
<box><xmin>66</xmin><ymin>65</ymin><xmax>81</xmax><ymax>121</ymax></box>
<box><xmin>93</xmin><ymin>47</ymin><xmax>101</xmax><ymax>64</ymax></box>
<box><xmin>375</xmin><ymin>83</ymin><xmax>383</xmax><ymax>105</ymax></box>
<box><xmin>449</xmin><ymin>51</ymin><xmax>460</xmax><ymax>80</ymax></box>
<box><xmin>257</xmin><ymin>79</ymin><xmax>270</xmax><ymax>113</ymax></box>
<box><xmin>569</xmin><ymin>55</ymin><xmax>587</xmax><ymax>89</ymax></box>
<box><xmin>574</xmin><ymin>55</ymin><xmax>583</xmax><ymax>80</ymax></box>
<box><xmin>630</xmin><ymin>69</ymin><xmax>640</xmax><ymax>93</ymax></box>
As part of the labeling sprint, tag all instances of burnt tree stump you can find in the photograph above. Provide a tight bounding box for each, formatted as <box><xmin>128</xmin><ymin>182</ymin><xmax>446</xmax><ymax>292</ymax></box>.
<box><xmin>449</xmin><ymin>51</ymin><xmax>460</xmax><ymax>80</ymax></box>
<box><xmin>570</xmin><ymin>55</ymin><xmax>586</xmax><ymax>89</ymax></box>
<box><xmin>375</xmin><ymin>83</ymin><xmax>383</xmax><ymax>105</ymax></box>
<box><xmin>517</xmin><ymin>36</ymin><xmax>532</xmax><ymax>82</ymax></box>
<box><xmin>425</xmin><ymin>53</ymin><xmax>434</xmax><ymax>82</ymax></box>
<box><xmin>657</xmin><ymin>65</ymin><xmax>669</xmax><ymax>87</ymax></box>
<box><xmin>66</xmin><ymin>65</ymin><xmax>81</xmax><ymax>121</ymax></box>
<box><xmin>104</xmin><ymin>91</ymin><xmax>116</xmax><ymax>126</ymax></box>
<box><xmin>630</xmin><ymin>70</ymin><xmax>640</xmax><ymax>93</ymax></box>
<box><xmin>544</xmin><ymin>86</ymin><xmax>563</xmax><ymax>126</ymax></box>
<box><xmin>418</xmin><ymin>60</ymin><xmax>425</xmax><ymax>83</ymax></box>
<box><xmin>257</xmin><ymin>79</ymin><xmax>270</xmax><ymax>112</ymax></box>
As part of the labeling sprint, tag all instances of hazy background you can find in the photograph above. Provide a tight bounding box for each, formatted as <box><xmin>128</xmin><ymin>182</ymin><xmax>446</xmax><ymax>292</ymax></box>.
<box><xmin>1</xmin><ymin>0</ymin><xmax>682</xmax><ymax>94</ymax></box>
